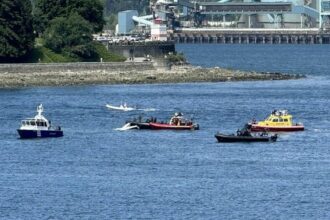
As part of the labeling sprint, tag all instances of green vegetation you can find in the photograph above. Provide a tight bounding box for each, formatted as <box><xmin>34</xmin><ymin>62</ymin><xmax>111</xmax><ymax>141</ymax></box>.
<box><xmin>44</xmin><ymin>13</ymin><xmax>95</xmax><ymax>58</ymax></box>
<box><xmin>24</xmin><ymin>41</ymin><xmax>125</xmax><ymax>63</ymax></box>
<box><xmin>104</xmin><ymin>14</ymin><xmax>118</xmax><ymax>31</ymax></box>
<box><xmin>104</xmin><ymin>0</ymin><xmax>149</xmax><ymax>16</ymax></box>
<box><xmin>166</xmin><ymin>53</ymin><xmax>187</xmax><ymax>65</ymax></box>
<box><xmin>0</xmin><ymin>0</ymin><xmax>126</xmax><ymax>63</ymax></box>
<box><xmin>0</xmin><ymin>0</ymin><xmax>35</xmax><ymax>62</ymax></box>
<box><xmin>25</xmin><ymin>47</ymin><xmax>78</xmax><ymax>63</ymax></box>
<box><xmin>93</xmin><ymin>42</ymin><xmax>126</xmax><ymax>62</ymax></box>
<box><xmin>33</xmin><ymin>0</ymin><xmax>105</xmax><ymax>34</ymax></box>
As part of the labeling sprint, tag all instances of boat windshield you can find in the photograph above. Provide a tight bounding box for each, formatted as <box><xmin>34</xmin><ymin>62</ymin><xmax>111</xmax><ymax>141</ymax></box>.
<box><xmin>22</xmin><ymin>119</ymin><xmax>47</xmax><ymax>127</ymax></box>
<box><xmin>36</xmin><ymin>121</ymin><xmax>47</xmax><ymax>127</ymax></box>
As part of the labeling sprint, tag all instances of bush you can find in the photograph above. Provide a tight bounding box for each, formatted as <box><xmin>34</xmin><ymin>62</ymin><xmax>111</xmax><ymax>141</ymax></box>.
<box><xmin>166</xmin><ymin>53</ymin><xmax>187</xmax><ymax>65</ymax></box>
<box><xmin>92</xmin><ymin>42</ymin><xmax>126</xmax><ymax>62</ymax></box>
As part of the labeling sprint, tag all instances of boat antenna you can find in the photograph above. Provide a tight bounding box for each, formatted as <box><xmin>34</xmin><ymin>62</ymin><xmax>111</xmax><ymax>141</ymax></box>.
<box><xmin>37</xmin><ymin>104</ymin><xmax>44</xmax><ymax>116</ymax></box>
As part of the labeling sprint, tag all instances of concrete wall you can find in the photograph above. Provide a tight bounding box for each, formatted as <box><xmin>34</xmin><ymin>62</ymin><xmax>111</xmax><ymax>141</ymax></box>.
<box><xmin>0</xmin><ymin>62</ymin><xmax>155</xmax><ymax>74</ymax></box>
<box><xmin>108</xmin><ymin>42</ymin><xmax>176</xmax><ymax>58</ymax></box>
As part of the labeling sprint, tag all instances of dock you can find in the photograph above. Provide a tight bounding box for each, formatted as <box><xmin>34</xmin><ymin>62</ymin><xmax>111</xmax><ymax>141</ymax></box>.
<box><xmin>170</xmin><ymin>28</ymin><xmax>330</xmax><ymax>44</ymax></box>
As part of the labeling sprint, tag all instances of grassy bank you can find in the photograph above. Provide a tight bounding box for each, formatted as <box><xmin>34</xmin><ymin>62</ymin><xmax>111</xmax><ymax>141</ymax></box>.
<box><xmin>23</xmin><ymin>41</ymin><xmax>126</xmax><ymax>63</ymax></box>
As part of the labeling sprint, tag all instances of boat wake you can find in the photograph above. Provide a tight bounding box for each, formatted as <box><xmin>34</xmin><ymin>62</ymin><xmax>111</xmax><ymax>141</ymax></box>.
<box><xmin>137</xmin><ymin>108</ymin><xmax>157</xmax><ymax>112</ymax></box>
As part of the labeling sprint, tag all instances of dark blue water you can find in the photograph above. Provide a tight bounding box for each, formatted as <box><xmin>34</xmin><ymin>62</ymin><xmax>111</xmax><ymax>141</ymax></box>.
<box><xmin>1</xmin><ymin>45</ymin><xmax>330</xmax><ymax>219</ymax></box>
<box><xmin>177</xmin><ymin>44</ymin><xmax>330</xmax><ymax>77</ymax></box>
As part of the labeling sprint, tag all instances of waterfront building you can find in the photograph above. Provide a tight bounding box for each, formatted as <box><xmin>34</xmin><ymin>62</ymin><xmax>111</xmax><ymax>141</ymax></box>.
<box><xmin>118</xmin><ymin>10</ymin><xmax>139</xmax><ymax>35</ymax></box>
<box><xmin>320</xmin><ymin>0</ymin><xmax>330</xmax><ymax>28</ymax></box>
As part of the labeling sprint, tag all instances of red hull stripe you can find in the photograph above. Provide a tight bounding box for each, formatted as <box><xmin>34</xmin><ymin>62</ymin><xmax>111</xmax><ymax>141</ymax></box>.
<box><xmin>251</xmin><ymin>125</ymin><xmax>304</xmax><ymax>132</ymax></box>
<box><xmin>149</xmin><ymin>123</ymin><xmax>193</xmax><ymax>130</ymax></box>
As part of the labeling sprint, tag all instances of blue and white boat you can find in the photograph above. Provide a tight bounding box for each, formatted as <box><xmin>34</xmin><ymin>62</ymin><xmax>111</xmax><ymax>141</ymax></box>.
<box><xmin>17</xmin><ymin>104</ymin><xmax>63</xmax><ymax>139</ymax></box>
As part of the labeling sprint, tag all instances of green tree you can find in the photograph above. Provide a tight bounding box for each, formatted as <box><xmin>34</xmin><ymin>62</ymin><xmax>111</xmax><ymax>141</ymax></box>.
<box><xmin>0</xmin><ymin>0</ymin><xmax>35</xmax><ymax>61</ymax></box>
<box><xmin>44</xmin><ymin>13</ymin><xmax>95</xmax><ymax>58</ymax></box>
<box><xmin>33</xmin><ymin>0</ymin><xmax>67</xmax><ymax>35</ymax></box>
<box><xmin>104</xmin><ymin>14</ymin><xmax>117</xmax><ymax>30</ymax></box>
<box><xmin>104</xmin><ymin>0</ymin><xmax>149</xmax><ymax>16</ymax></box>
<box><xmin>69</xmin><ymin>0</ymin><xmax>104</xmax><ymax>32</ymax></box>
<box><xmin>34</xmin><ymin>0</ymin><xmax>104</xmax><ymax>34</ymax></box>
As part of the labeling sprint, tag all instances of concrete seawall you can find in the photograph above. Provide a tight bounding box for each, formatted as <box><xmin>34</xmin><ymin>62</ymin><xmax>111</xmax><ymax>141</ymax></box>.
<box><xmin>0</xmin><ymin>62</ymin><xmax>155</xmax><ymax>74</ymax></box>
<box><xmin>107</xmin><ymin>41</ymin><xmax>176</xmax><ymax>59</ymax></box>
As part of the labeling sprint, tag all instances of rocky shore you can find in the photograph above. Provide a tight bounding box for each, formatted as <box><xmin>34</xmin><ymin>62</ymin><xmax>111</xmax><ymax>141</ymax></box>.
<box><xmin>0</xmin><ymin>63</ymin><xmax>304</xmax><ymax>88</ymax></box>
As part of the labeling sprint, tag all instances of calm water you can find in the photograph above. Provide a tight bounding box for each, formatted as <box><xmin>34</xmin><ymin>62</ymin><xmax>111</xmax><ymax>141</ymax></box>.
<box><xmin>1</xmin><ymin>44</ymin><xmax>330</xmax><ymax>219</ymax></box>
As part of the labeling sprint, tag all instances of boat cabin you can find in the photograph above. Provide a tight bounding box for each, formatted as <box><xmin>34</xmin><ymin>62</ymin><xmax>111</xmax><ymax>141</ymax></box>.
<box><xmin>19</xmin><ymin>104</ymin><xmax>52</xmax><ymax>130</ymax></box>
<box><xmin>169</xmin><ymin>112</ymin><xmax>192</xmax><ymax>126</ymax></box>
<box><xmin>17</xmin><ymin>104</ymin><xmax>63</xmax><ymax>138</ymax></box>
<box><xmin>20</xmin><ymin>118</ymin><xmax>50</xmax><ymax>130</ymax></box>
<box><xmin>257</xmin><ymin>110</ymin><xmax>293</xmax><ymax>127</ymax></box>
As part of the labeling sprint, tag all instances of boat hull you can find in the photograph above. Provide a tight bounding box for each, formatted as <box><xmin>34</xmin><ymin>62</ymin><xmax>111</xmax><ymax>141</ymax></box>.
<box><xmin>106</xmin><ymin>105</ymin><xmax>135</xmax><ymax>111</ymax></box>
<box><xmin>215</xmin><ymin>133</ymin><xmax>277</xmax><ymax>143</ymax></box>
<box><xmin>17</xmin><ymin>129</ymin><xmax>63</xmax><ymax>139</ymax></box>
<box><xmin>149</xmin><ymin>122</ymin><xmax>199</xmax><ymax>130</ymax></box>
<box><xmin>250</xmin><ymin>124</ymin><xmax>304</xmax><ymax>132</ymax></box>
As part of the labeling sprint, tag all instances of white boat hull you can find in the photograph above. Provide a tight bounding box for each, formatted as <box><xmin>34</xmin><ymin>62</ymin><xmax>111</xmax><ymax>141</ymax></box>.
<box><xmin>115</xmin><ymin>123</ymin><xmax>139</xmax><ymax>131</ymax></box>
<box><xmin>106</xmin><ymin>104</ymin><xmax>135</xmax><ymax>111</ymax></box>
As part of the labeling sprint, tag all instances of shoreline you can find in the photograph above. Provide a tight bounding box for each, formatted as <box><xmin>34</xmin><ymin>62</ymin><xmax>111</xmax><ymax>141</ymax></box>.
<box><xmin>0</xmin><ymin>63</ymin><xmax>304</xmax><ymax>88</ymax></box>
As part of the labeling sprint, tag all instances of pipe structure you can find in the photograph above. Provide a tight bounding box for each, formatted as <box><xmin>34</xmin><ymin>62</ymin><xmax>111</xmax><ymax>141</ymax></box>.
<box><xmin>132</xmin><ymin>15</ymin><xmax>154</xmax><ymax>27</ymax></box>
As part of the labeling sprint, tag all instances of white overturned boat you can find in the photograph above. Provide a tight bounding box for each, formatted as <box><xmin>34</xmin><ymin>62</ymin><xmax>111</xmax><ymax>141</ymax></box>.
<box><xmin>106</xmin><ymin>103</ymin><xmax>136</xmax><ymax>111</ymax></box>
<box><xmin>115</xmin><ymin>123</ymin><xmax>139</xmax><ymax>131</ymax></box>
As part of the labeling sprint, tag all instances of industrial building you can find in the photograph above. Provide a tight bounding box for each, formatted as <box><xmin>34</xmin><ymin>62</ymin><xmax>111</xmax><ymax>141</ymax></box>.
<box><xmin>114</xmin><ymin>0</ymin><xmax>330</xmax><ymax>44</ymax></box>
<box><xmin>118</xmin><ymin>10</ymin><xmax>139</xmax><ymax>35</ymax></box>
<box><xmin>146</xmin><ymin>0</ymin><xmax>330</xmax><ymax>29</ymax></box>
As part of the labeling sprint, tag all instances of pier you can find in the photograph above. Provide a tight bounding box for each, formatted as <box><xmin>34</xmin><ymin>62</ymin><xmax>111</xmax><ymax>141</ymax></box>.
<box><xmin>107</xmin><ymin>41</ymin><xmax>175</xmax><ymax>58</ymax></box>
<box><xmin>170</xmin><ymin>28</ymin><xmax>330</xmax><ymax>44</ymax></box>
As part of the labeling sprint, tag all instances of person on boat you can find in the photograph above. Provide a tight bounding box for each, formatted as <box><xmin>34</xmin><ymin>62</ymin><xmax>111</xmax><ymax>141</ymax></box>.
<box><xmin>238</xmin><ymin>126</ymin><xmax>252</xmax><ymax>136</ymax></box>
<box><xmin>242</xmin><ymin>130</ymin><xmax>252</xmax><ymax>136</ymax></box>
<box><xmin>171</xmin><ymin>117</ymin><xmax>179</xmax><ymax>125</ymax></box>
<box><xmin>260</xmin><ymin>131</ymin><xmax>267</xmax><ymax>137</ymax></box>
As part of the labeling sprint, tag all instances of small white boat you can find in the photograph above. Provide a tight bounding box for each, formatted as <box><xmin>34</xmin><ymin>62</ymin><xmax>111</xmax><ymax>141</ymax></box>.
<box><xmin>106</xmin><ymin>103</ymin><xmax>136</xmax><ymax>111</ymax></box>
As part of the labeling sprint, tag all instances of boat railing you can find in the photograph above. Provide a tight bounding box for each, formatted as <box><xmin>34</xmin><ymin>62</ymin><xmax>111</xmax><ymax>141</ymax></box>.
<box><xmin>51</xmin><ymin>126</ymin><xmax>62</xmax><ymax>131</ymax></box>
<box><xmin>272</xmin><ymin>110</ymin><xmax>289</xmax><ymax>116</ymax></box>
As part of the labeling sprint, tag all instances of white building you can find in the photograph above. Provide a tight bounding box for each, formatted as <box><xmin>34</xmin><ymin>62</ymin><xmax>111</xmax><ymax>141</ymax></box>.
<box><xmin>151</xmin><ymin>24</ymin><xmax>168</xmax><ymax>41</ymax></box>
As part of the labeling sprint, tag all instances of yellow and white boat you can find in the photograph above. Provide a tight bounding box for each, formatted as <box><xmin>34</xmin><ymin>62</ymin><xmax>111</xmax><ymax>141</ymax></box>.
<box><xmin>249</xmin><ymin>110</ymin><xmax>304</xmax><ymax>132</ymax></box>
